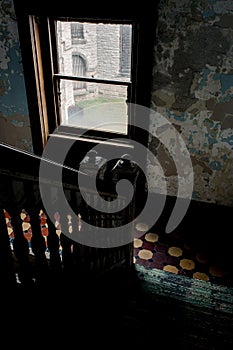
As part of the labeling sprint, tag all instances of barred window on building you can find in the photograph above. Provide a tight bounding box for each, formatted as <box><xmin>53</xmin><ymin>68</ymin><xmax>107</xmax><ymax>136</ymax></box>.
<box><xmin>120</xmin><ymin>25</ymin><xmax>132</xmax><ymax>77</ymax></box>
<box><xmin>71</xmin><ymin>22</ymin><xmax>84</xmax><ymax>43</ymax></box>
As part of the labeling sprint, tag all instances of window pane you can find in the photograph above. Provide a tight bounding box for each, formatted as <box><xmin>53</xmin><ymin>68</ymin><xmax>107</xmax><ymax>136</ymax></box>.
<box><xmin>71</xmin><ymin>23</ymin><xmax>84</xmax><ymax>42</ymax></box>
<box><xmin>56</xmin><ymin>20</ymin><xmax>132</xmax><ymax>81</ymax></box>
<box><xmin>60</xmin><ymin>80</ymin><xmax>128</xmax><ymax>134</ymax></box>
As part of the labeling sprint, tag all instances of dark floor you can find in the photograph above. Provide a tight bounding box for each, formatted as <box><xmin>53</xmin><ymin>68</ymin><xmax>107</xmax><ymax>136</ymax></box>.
<box><xmin>3</xmin><ymin>203</ymin><xmax>233</xmax><ymax>349</ymax></box>
<box><xmin>2</xmin><ymin>265</ymin><xmax>233</xmax><ymax>350</ymax></box>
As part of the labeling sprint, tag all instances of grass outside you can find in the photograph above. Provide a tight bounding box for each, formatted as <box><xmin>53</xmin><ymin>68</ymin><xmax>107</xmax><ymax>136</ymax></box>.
<box><xmin>68</xmin><ymin>96</ymin><xmax>128</xmax><ymax>134</ymax></box>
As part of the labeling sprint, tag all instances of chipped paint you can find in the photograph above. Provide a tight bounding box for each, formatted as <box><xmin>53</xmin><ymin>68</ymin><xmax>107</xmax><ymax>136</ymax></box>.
<box><xmin>0</xmin><ymin>0</ymin><xmax>32</xmax><ymax>152</ymax></box>
<box><xmin>209</xmin><ymin>160</ymin><xmax>222</xmax><ymax>170</ymax></box>
<box><xmin>213</xmin><ymin>73</ymin><xmax>233</xmax><ymax>94</ymax></box>
<box><xmin>1</xmin><ymin>0</ymin><xmax>233</xmax><ymax>207</ymax></box>
<box><xmin>149</xmin><ymin>0</ymin><xmax>233</xmax><ymax>207</ymax></box>
<box><xmin>221</xmin><ymin>133</ymin><xmax>233</xmax><ymax>146</ymax></box>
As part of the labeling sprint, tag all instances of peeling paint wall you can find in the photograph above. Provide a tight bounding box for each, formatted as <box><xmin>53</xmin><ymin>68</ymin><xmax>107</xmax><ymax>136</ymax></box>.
<box><xmin>149</xmin><ymin>0</ymin><xmax>233</xmax><ymax>207</ymax></box>
<box><xmin>1</xmin><ymin>0</ymin><xmax>233</xmax><ymax>206</ymax></box>
<box><xmin>0</xmin><ymin>0</ymin><xmax>32</xmax><ymax>152</ymax></box>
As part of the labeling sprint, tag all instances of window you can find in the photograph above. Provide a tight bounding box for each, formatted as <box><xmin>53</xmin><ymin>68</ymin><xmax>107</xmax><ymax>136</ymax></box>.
<box><xmin>120</xmin><ymin>25</ymin><xmax>132</xmax><ymax>76</ymax></box>
<box><xmin>58</xmin><ymin>21</ymin><xmax>131</xmax><ymax>134</ymax></box>
<box><xmin>13</xmin><ymin>1</ymin><xmax>157</xmax><ymax>156</ymax></box>
<box><xmin>71</xmin><ymin>22</ymin><xmax>84</xmax><ymax>42</ymax></box>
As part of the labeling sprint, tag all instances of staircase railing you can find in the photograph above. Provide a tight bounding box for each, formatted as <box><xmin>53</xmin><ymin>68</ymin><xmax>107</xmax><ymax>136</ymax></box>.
<box><xmin>0</xmin><ymin>142</ymin><xmax>137</xmax><ymax>290</ymax></box>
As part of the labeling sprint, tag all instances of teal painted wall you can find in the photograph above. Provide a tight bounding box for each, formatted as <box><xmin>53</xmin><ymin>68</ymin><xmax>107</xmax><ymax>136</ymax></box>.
<box><xmin>149</xmin><ymin>0</ymin><xmax>233</xmax><ymax>206</ymax></box>
<box><xmin>0</xmin><ymin>0</ymin><xmax>32</xmax><ymax>151</ymax></box>
<box><xmin>1</xmin><ymin>0</ymin><xmax>233</xmax><ymax>206</ymax></box>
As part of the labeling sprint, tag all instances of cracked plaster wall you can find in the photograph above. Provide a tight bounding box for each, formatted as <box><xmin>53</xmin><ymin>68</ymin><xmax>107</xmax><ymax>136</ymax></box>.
<box><xmin>149</xmin><ymin>0</ymin><xmax>233</xmax><ymax>206</ymax></box>
<box><xmin>0</xmin><ymin>0</ymin><xmax>32</xmax><ymax>152</ymax></box>
<box><xmin>1</xmin><ymin>0</ymin><xmax>233</xmax><ymax>207</ymax></box>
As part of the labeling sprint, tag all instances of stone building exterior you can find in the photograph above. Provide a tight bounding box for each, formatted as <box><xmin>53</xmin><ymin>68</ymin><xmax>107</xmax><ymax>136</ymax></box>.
<box><xmin>56</xmin><ymin>21</ymin><xmax>132</xmax><ymax>124</ymax></box>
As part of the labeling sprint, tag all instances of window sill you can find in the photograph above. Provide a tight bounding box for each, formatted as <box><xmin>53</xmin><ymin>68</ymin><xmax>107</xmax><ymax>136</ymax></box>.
<box><xmin>48</xmin><ymin>132</ymin><xmax>134</xmax><ymax>149</ymax></box>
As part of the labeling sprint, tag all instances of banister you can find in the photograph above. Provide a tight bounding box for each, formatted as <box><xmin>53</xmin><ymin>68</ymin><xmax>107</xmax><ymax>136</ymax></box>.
<box><xmin>0</xmin><ymin>141</ymin><xmax>136</xmax><ymax>289</ymax></box>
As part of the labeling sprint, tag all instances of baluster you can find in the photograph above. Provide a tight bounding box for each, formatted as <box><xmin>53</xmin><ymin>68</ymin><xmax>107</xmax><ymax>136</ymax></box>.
<box><xmin>67</xmin><ymin>187</ymin><xmax>84</xmax><ymax>277</ymax></box>
<box><xmin>71</xmin><ymin>240</ymin><xmax>82</xmax><ymax>277</ymax></box>
<box><xmin>10</xmin><ymin>206</ymin><xmax>34</xmax><ymax>287</ymax></box>
<box><xmin>6</xmin><ymin>176</ymin><xmax>35</xmax><ymax>286</ymax></box>
<box><xmin>29</xmin><ymin>208</ymin><xmax>49</xmax><ymax>285</ymax></box>
<box><xmin>127</xmin><ymin>241</ymin><xmax>134</xmax><ymax>271</ymax></box>
<box><xmin>24</xmin><ymin>180</ymin><xmax>49</xmax><ymax>286</ymax></box>
<box><xmin>90</xmin><ymin>246</ymin><xmax>99</xmax><ymax>274</ymax></box>
<box><xmin>0</xmin><ymin>208</ymin><xmax>17</xmax><ymax>288</ymax></box>
<box><xmin>62</xmin><ymin>188</ymin><xmax>79</xmax><ymax>279</ymax></box>
<box><xmin>40</xmin><ymin>183</ymin><xmax>63</xmax><ymax>282</ymax></box>
<box><xmin>46</xmin><ymin>212</ymin><xmax>62</xmax><ymax>280</ymax></box>
<box><xmin>59</xmin><ymin>209</ymin><xmax>74</xmax><ymax>282</ymax></box>
<box><xmin>73</xmin><ymin>191</ymin><xmax>89</xmax><ymax>274</ymax></box>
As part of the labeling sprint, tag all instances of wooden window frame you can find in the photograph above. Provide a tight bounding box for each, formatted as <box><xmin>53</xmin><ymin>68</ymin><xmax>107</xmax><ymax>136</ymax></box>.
<box><xmin>13</xmin><ymin>0</ymin><xmax>157</xmax><ymax>156</ymax></box>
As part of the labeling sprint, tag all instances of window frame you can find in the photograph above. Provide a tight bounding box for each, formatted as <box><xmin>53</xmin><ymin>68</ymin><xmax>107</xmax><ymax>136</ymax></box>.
<box><xmin>13</xmin><ymin>0</ymin><xmax>157</xmax><ymax>156</ymax></box>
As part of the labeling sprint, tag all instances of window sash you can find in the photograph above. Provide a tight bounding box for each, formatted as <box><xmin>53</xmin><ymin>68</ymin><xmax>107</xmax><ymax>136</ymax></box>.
<box><xmin>13</xmin><ymin>0</ymin><xmax>157</xmax><ymax>154</ymax></box>
<box><xmin>52</xmin><ymin>18</ymin><xmax>134</xmax><ymax>138</ymax></box>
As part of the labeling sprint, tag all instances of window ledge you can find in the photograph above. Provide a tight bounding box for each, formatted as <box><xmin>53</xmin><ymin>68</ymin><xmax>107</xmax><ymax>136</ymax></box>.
<box><xmin>48</xmin><ymin>132</ymin><xmax>134</xmax><ymax>149</ymax></box>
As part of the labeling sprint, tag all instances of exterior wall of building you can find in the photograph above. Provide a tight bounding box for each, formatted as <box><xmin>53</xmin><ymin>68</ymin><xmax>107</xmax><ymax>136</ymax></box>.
<box><xmin>96</xmin><ymin>23</ymin><xmax>120</xmax><ymax>79</ymax></box>
<box><xmin>58</xmin><ymin>21</ymin><xmax>129</xmax><ymax>121</ymax></box>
